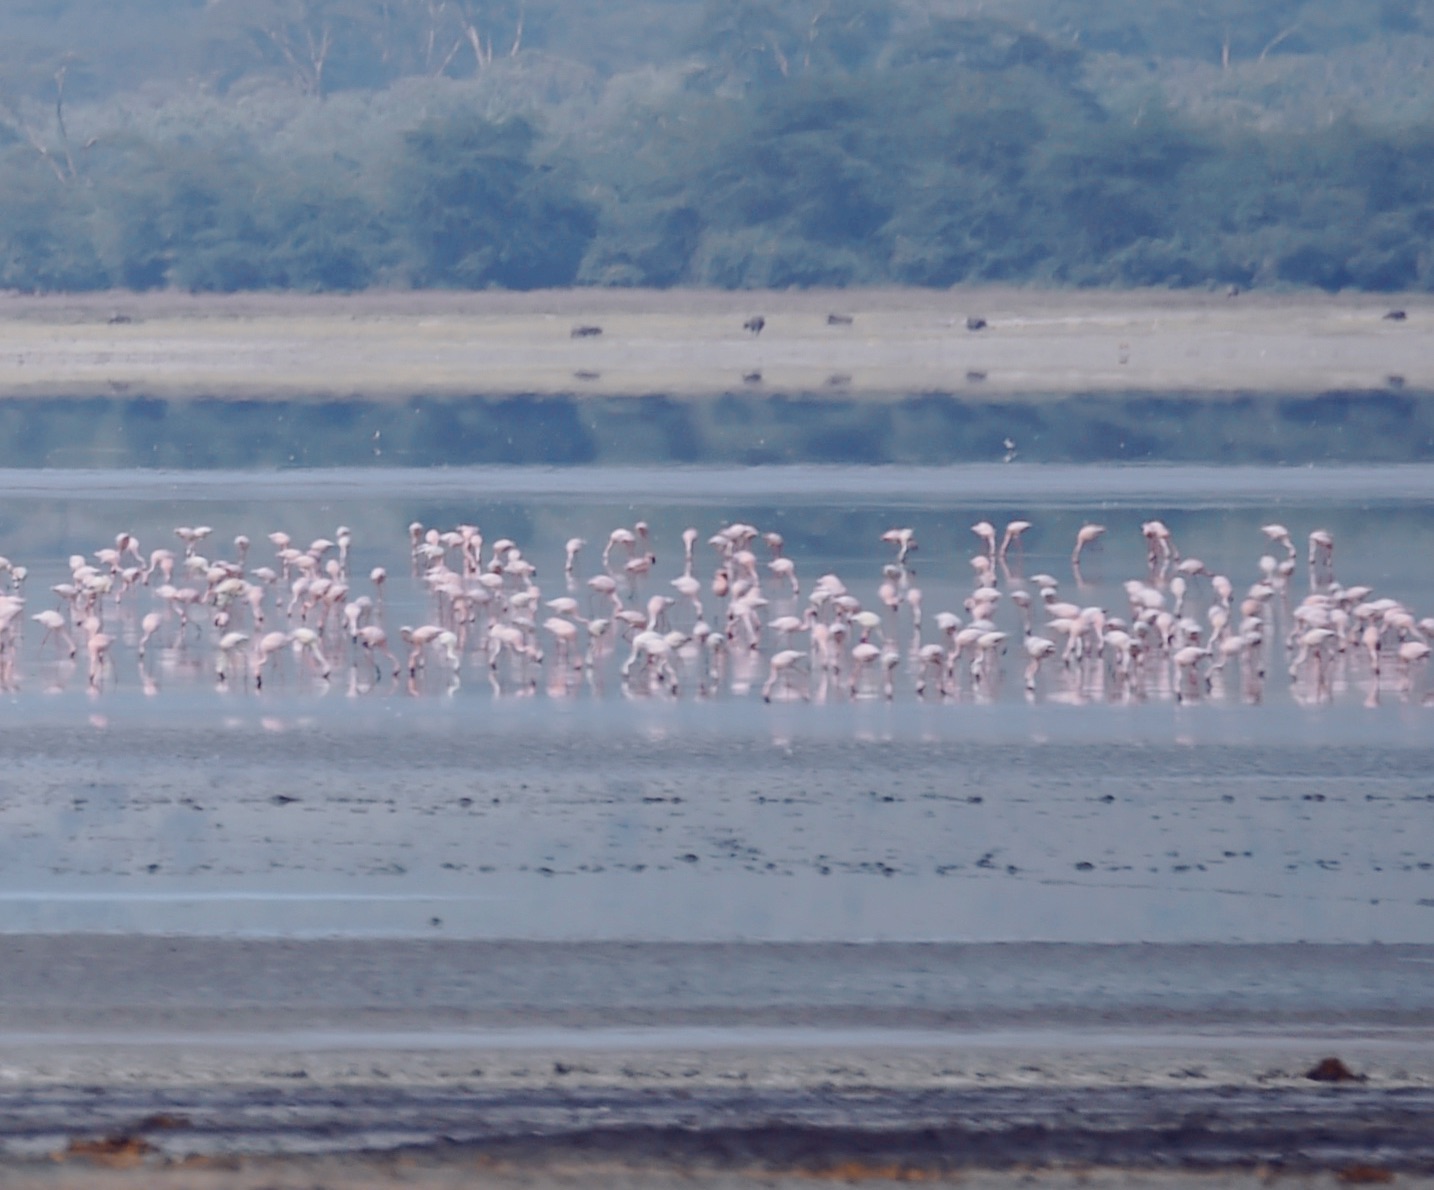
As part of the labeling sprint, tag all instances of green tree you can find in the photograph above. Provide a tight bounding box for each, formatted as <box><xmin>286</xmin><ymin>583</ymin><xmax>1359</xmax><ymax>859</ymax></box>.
<box><xmin>391</xmin><ymin>114</ymin><xmax>597</xmax><ymax>287</ymax></box>
<box><xmin>0</xmin><ymin>158</ymin><xmax>108</xmax><ymax>290</ymax></box>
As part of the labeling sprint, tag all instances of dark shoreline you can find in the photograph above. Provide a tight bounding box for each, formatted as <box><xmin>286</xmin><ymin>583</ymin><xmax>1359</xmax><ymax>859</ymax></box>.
<box><xmin>9</xmin><ymin>1084</ymin><xmax>1434</xmax><ymax>1174</ymax></box>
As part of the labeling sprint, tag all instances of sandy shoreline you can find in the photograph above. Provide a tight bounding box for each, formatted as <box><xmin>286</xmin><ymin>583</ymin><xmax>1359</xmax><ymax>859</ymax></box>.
<box><xmin>0</xmin><ymin>288</ymin><xmax>1427</xmax><ymax>399</ymax></box>
<box><xmin>1</xmin><ymin>939</ymin><xmax>1432</xmax><ymax>1182</ymax></box>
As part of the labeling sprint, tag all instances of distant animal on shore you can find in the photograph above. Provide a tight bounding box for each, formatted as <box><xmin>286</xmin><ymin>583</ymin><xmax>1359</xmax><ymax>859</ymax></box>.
<box><xmin>1384</xmin><ymin>310</ymin><xmax>1407</xmax><ymax>321</ymax></box>
<box><xmin>744</xmin><ymin>315</ymin><xmax>766</xmax><ymax>336</ymax></box>
<box><xmin>826</xmin><ymin>313</ymin><xmax>854</xmax><ymax>326</ymax></box>
<box><xmin>570</xmin><ymin>325</ymin><xmax>603</xmax><ymax>338</ymax></box>
<box><xmin>965</xmin><ymin>316</ymin><xmax>987</xmax><ymax>331</ymax></box>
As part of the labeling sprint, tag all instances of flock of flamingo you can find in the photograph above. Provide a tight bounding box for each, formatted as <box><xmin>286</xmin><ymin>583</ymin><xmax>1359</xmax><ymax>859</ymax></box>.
<box><xmin>0</xmin><ymin>514</ymin><xmax>1427</xmax><ymax>706</ymax></box>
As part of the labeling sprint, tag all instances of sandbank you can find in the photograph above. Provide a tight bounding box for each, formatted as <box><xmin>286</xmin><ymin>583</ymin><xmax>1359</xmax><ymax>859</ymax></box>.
<box><xmin>0</xmin><ymin>288</ymin><xmax>1426</xmax><ymax>399</ymax></box>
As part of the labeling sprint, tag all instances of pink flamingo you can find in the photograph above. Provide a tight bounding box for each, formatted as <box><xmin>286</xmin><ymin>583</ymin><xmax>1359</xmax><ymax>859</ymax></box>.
<box><xmin>32</xmin><ymin>610</ymin><xmax>76</xmax><ymax>659</ymax></box>
<box><xmin>254</xmin><ymin>631</ymin><xmax>289</xmax><ymax>688</ymax></box>
<box><xmin>971</xmin><ymin>521</ymin><xmax>997</xmax><ymax>563</ymax></box>
<box><xmin>880</xmin><ymin>528</ymin><xmax>916</xmax><ymax>567</ymax></box>
<box><xmin>1000</xmin><ymin>520</ymin><xmax>1031</xmax><ymax>557</ymax></box>
<box><xmin>1071</xmin><ymin>524</ymin><xmax>1105</xmax><ymax>567</ymax></box>
<box><xmin>86</xmin><ymin>631</ymin><xmax>114</xmax><ymax>689</ymax></box>
<box><xmin>761</xmin><ymin>649</ymin><xmax>807</xmax><ymax>702</ymax></box>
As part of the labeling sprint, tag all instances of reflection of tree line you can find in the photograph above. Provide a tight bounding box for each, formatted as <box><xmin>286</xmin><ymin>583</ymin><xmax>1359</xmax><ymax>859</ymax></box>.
<box><xmin>3</xmin><ymin>391</ymin><xmax>1428</xmax><ymax>468</ymax></box>
<box><xmin>3</xmin><ymin>1</ymin><xmax>1434</xmax><ymax>291</ymax></box>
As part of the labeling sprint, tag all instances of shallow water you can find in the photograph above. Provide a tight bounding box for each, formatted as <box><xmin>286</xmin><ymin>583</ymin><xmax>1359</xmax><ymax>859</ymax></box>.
<box><xmin>1</xmin><ymin>463</ymin><xmax>1430</xmax><ymax>943</ymax></box>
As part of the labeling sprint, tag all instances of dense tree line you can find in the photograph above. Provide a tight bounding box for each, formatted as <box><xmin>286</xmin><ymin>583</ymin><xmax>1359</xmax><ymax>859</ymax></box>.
<box><xmin>3</xmin><ymin>0</ymin><xmax>1434</xmax><ymax>292</ymax></box>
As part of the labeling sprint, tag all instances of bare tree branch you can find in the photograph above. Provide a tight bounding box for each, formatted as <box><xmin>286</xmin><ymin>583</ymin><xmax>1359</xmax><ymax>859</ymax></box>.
<box><xmin>0</xmin><ymin>96</ymin><xmax>70</xmax><ymax>184</ymax></box>
<box><xmin>463</xmin><ymin>18</ymin><xmax>490</xmax><ymax>69</ymax></box>
<box><xmin>508</xmin><ymin>2</ymin><xmax>524</xmax><ymax>58</ymax></box>
<box><xmin>0</xmin><ymin>66</ymin><xmax>82</xmax><ymax>187</ymax></box>
<box><xmin>53</xmin><ymin>64</ymin><xmax>78</xmax><ymax>181</ymax></box>
<box><xmin>1258</xmin><ymin>22</ymin><xmax>1301</xmax><ymax>63</ymax></box>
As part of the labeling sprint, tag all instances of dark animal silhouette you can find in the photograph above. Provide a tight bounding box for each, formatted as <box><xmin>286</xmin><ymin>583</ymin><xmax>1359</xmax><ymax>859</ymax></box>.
<box><xmin>570</xmin><ymin>325</ymin><xmax>603</xmax><ymax>338</ymax></box>
<box><xmin>744</xmin><ymin>315</ymin><xmax>766</xmax><ymax>335</ymax></box>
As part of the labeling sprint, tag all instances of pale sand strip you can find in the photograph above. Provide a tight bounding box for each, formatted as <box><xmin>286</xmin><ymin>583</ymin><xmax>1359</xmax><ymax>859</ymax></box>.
<box><xmin>1</xmin><ymin>939</ymin><xmax>1430</xmax><ymax>1091</ymax></box>
<box><xmin>0</xmin><ymin>288</ymin><xmax>1426</xmax><ymax>399</ymax></box>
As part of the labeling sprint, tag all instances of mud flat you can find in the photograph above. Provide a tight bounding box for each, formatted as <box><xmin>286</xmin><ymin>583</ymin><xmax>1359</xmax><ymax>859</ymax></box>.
<box><xmin>0</xmin><ymin>287</ymin><xmax>1427</xmax><ymax>399</ymax></box>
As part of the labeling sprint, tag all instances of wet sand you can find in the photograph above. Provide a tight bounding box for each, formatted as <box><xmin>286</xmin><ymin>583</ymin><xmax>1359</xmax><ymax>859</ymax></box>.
<box><xmin>0</xmin><ymin>287</ymin><xmax>1427</xmax><ymax>399</ymax></box>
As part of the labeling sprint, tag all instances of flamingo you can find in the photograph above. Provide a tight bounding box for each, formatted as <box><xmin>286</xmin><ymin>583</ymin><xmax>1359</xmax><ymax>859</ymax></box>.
<box><xmin>216</xmin><ymin>632</ymin><xmax>250</xmax><ymax>684</ymax></box>
<box><xmin>880</xmin><ymin>528</ymin><xmax>916</xmax><ymax>566</ymax></box>
<box><xmin>1023</xmin><ymin>635</ymin><xmax>1057</xmax><ymax>692</ymax></box>
<box><xmin>289</xmin><ymin>627</ymin><xmax>332</xmax><ymax>679</ymax></box>
<box><xmin>86</xmin><ymin>631</ymin><xmax>114</xmax><ymax>689</ymax></box>
<box><xmin>354</xmin><ymin>625</ymin><xmax>400</xmax><ymax>679</ymax></box>
<box><xmin>32</xmin><ymin>610</ymin><xmax>76</xmax><ymax>659</ymax></box>
<box><xmin>999</xmin><ymin>520</ymin><xmax>1031</xmax><ymax>564</ymax></box>
<box><xmin>1309</xmin><ymin>529</ymin><xmax>1335</xmax><ymax>589</ymax></box>
<box><xmin>1072</xmin><ymin>524</ymin><xmax>1106</xmax><ymax>567</ymax></box>
<box><xmin>1261</xmin><ymin>524</ymin><xmax>1296</xmax><ymax>560</ymax></box>
<box><xmin>544</xmin><ymin>616</ymin><xmax>582</xmax><ymax>670</ymax></box>
<box><xmin>254</xmin><ymin>631</ymin><xmax>289</xmax><ymax>688</ymax></box>
<box><xmin>971</xmin><ymin>521</ymin><xmax>997</xmax><ymax>562</ymax></box>
<box><xmin>761</xmin><ymin>649</ymin><xmax>807</xmax><ymax>702</ymax></box>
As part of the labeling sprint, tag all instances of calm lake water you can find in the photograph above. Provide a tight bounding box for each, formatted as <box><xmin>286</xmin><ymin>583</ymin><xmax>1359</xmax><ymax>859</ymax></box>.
<box><xmin>0</xmin><ymin>461</ymin><xmax>1430</xmax><ymax>944</ymax></box>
